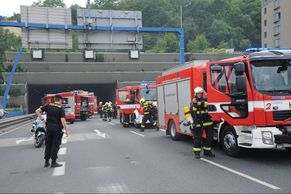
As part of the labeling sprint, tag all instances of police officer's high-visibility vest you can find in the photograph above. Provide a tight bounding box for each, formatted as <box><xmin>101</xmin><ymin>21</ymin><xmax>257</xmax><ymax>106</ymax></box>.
<box><xmin>190</xmin><ymin>98</ymin><xmax>213</xmax><ymax>127</ymax></box>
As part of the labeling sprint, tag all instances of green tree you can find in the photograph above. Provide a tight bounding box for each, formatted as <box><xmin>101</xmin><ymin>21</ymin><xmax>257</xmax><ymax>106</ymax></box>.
<box><xmin>149</xmin><ymin>33</ymin><xmax>179</xmax><ymax>53</ymax></box>
<box><xmin>32</xmin><ymin>0</ymin><xmax>66</xmax><ymax>7</ymax></box>
<box><xmin>0</xmin><ymin>29</ymin><xmax>21</xmax><ymax>83</ymax></box>
<box><xmin>187</xmin><ymin>34</ymin><xmax>209</xmax><ymax>53</ymax></box>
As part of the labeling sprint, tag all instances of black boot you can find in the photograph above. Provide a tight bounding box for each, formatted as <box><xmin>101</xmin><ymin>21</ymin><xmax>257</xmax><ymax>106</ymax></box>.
<box><xmin>194</xmin><ymin>152</ymin><xmax>201</xmax><ymax>159</ymax></box>
<box><xmin>51</xmin><ymin>161</ymin><xmax>62</xmax><ymax>168</ymax></box>
<box><xmin>44</xmin><ymin>160</ymin><xmax>50</xmax><ymax>168</ymax></box>
<box><xmin>204</xmin><ymin>150</ymin><xmax>215</xmax><ymax>157</ymax></box>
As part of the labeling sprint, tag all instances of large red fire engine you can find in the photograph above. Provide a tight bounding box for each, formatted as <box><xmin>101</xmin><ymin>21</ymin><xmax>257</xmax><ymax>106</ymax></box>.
<box><xmin>116</xmin><ymin>83</ymin><xmax>157</xmax><ymax>127</ymax></box>
<box><xmin>43</xmin><ymin>93</ymin><xmax>75</xmax><ymax>124</ymax></box>
<box><xmin>156</xmin><ymin>49</ymin><xmax>291</xmax><ymax>156</ymax></box>
<box><xmin>58</xmin><ymin>90</ymin><xmax>89</xmax><ymax>121</ymax></box>
<box><xmin>42</xmin><ymin>94</ymin><xmax>55</xmax><ymax>105</ymax></box>
<box><xmin>87</xmin><ymin>92</ymin><xmax>98</xmax><ymax>116</ymax></box>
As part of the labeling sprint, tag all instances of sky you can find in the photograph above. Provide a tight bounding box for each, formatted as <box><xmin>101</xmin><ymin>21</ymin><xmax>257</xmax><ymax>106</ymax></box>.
<box><xmin>0</xmin><ymin>0</ymin><xmax>87</xmax><ymax>17</ymax></box>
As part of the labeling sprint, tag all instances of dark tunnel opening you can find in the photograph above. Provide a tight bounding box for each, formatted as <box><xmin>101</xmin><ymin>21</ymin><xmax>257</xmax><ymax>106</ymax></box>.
<box><xmin>28</xmin><ymin>83</ymin><xmax>117</xmax><ymax>113</ymax></box>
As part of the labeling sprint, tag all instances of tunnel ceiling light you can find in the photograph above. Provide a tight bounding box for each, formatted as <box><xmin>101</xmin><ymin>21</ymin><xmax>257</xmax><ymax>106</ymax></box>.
<box><xmin>83</xmin><ymin>49</ymin><xmax>95</xmax><ymax>60</ymax></box>
<box><xmin>129</xmin><ymin>50</ymin><xmax>139</xmax><ymax>60</ymax></box>
<box><xmin>31</xmin><ymin>49</ymin><xmax>44</xmax><ymax>60</ymax></box>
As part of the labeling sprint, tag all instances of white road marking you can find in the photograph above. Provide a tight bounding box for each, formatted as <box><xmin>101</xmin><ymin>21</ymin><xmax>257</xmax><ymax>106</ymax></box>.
<box><xmin>200</xmin><ymin>158</ymin><xmax>280</xmax><ymax>190</ymax></box>
<box><xmin>15</xmin><ymin>136</ymin><xmax>34</xmax><ymax>144</ymax></box>
<box><xmin>62</xmin><ymin>138</ymin><xmax>67</xmax><ymax>144</ymax></box>
<box><xmin>159</xmin><ymin>128</ymin><xmax>166</xmax><ymax>132</ymax></box>
<box><xmin>58</xmin><ymin>147</ymin><xmax>67</xmax><ymax>155</ymax></box>
<box><xmin>52</xmin><ymin>162</ymin><xmax>66</xmax><ymax>176</ymax></box>
<box><xmin>130</xmin><ymin>131</ymin><xmax>145</xmax><ymax>137</ymax></box>
<box><xmin>108</xmin><ymin>122</ymin><xmax>115</xmax><ymax>126</ymax></box>
<box><xmin>94</xmin><ymin>129</ymin><xmax>107</xmax><ymax>138</ymax></box>
<box><xmin>0</xmin><ymin>122</ymin><xmax>32</xmax><ymax>137</ymax></box>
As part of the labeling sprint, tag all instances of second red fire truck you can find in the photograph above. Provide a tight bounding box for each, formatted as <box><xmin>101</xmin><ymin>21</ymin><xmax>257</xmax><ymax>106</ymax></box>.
<box><xmin>116</xmin><ymin>83</ymin><xmax>157</xmax><ymax>127</ymax></box>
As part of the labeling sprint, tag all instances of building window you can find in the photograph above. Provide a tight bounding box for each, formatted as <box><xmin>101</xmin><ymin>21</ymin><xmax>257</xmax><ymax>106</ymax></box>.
<box><xmin>274</xmin><ymin>12</ymin><xmax>281</xmax><ymax>22</ymax></box>
<box><xmin>274</xmin><ymin>0</ymin><xmax>280</xmax><ymax>9</ymax></box>
<box><xmin>264</xmin><ymin>43</ymin><xmax>267</xmax><ymax>48</ymax></box>
<box><xmin>264</xmin><ymin>7</ymin><xmax>267</xmax><ymax>14</ymax></box>
<box><xmin>264</xmin><ymin>20</ymin><xmax>267</xmax><ymax>26</ymax></box>
<box><xmin>264</xmin><ymin>32</ymin><xmax>267</xmax><ymax>38</ymax></box>
<box><xmin>274</xmin><ymin>38</ymin><xmax>280</xmax><ymax>48</ymax></box>
<box><xmin>273</xmin><ymin>25</ymin><xmax>280</xmax><ymax>35</ymax></box>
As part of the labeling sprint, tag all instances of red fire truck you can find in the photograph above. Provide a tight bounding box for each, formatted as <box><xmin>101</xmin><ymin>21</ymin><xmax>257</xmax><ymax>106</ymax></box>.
<box><xmin>42</xmin><ymin>94</ymin><xmax>55</xmax><ymax>105</ymax></box>
<box><xmin>58</xmin><ymin>90</ymin><xmax>89</xmax><ymax>121</ymax></box>
<box><xmin>116</xmin><ymin>83</ymin><xmax>157</xmax><ymax>127</ymax></box>
<box><xmin>43</xmin><ymin>93</ymin><xmax>75</xmax><ymax>124</ymax></box>
<box><xmin>87</xmin><ymin>92</ymin><xmax>98</xmax><ymax>116</ymax></box>
<box><xmin>156</xmin><ymin>49</ymin><xmax>291</xmax><ymax>156</ymax></box>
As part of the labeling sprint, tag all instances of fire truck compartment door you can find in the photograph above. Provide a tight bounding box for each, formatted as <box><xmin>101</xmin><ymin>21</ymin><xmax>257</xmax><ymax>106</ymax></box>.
<box><xmin>177</xmin><ymin>79</ymin><xmax>192</xmax><ymax>133</ymax></box>
<box><xmin>164</xmin><ymin>83</ymin><xmax>178</xmax><ymax>115</ymax></box>
<box><xmin>157</xmin><ymin>85</ymin><xmax>165</xmax><ymax>127</ymax></box>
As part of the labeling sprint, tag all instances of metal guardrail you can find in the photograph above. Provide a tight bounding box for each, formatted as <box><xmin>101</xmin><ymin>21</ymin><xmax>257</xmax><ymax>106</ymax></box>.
<box><xmin>0</xmin><ymin>114</ymin><xmax>35</xmax><ymax>130</ymax></box>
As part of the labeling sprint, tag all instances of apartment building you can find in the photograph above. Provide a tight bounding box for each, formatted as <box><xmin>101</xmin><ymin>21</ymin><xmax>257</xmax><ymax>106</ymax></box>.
<box><xmin>261</xmin><ymin>0</ymin><xmax>291</xmax><ymax>48</ymax></box>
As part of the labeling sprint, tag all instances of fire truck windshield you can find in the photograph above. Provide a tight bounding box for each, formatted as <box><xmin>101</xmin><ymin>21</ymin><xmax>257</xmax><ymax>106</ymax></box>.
<box><xmin>251</xmin><ymin>60</ymin><xmax>291</xmax><ymax>94</ymax></box>
<box><xmin>140</xmin><ymin>88</ymin><xmax>157</xmax><ymax>101</ymax></box>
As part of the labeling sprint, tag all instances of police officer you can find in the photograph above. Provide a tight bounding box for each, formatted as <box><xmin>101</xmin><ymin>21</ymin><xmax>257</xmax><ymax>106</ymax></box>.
<box><xmin>140</xmin><ymin>98</ymin><xmax>158</xmax><ymax>132</ymax></box>
<box><xmin>190</xmin><ymin>87</ymin><xmax>215</xmax><ymax>159</ymax></box>
<box><xmin>36</xmin><ymin>95</ymin><xmax>68</xmax><ymax>168</ymax></box>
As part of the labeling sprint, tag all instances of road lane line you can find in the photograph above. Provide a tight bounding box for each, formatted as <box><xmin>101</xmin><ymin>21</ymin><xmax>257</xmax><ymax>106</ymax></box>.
<box><xmin>108</xmin><ymin>122</ymin><xmax>115</xmax><ymax>126</ymax></box>
<box><xmin>200</xmin><ymin>158</ymin><xmax>280</xmax><ymax>190</ymax></box>
<box><xmin>159</xmin><ymin>128</ymin><xmax>166</xmax><ymax>132</ymax></box>
<box><xmin>0</xmin><ymin>122</ymin><xmax>32</xmax><ymax>137</ymax></box>
<box><xmin>58</xmin><ymin>147</ymin><xmax>67</xmax><ymax>155</ymax></box>
<box><xmin>62</xmin><ymin>138</ymin><xmax>67</xmax><ymax>144</ymax></box>
<box><xmin>130</xmin><ymin>131</ymin><xmax>145</xmax><ymax>137</ymax></box>
<box><xmin>94</xmin><ymin>129</ymin><xmax>107</xmax><ymax>138</ymax></box>
<box><xmin>16</xmin><ymin>136</ymin><xmax>34</xmax><ymax>144</ymax></box>
<box><xmin>52</xmin><ymin>162</ymin><xmax>66</xmax><ymax>176</ymax></box>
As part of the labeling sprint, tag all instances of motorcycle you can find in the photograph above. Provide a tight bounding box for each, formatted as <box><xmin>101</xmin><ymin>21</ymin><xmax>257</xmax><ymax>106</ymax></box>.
<box><xmin>31</xmin><ymin>118</ymin><xmax>46</xmax><ymax>148</ymax></box>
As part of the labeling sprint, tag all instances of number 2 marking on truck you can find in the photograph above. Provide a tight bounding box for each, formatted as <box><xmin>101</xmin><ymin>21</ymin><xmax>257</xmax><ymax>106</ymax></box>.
<box><xmin>266</xmin><ymin>103</ymin><xmax>271</xmax><ymax>110</ymax></box>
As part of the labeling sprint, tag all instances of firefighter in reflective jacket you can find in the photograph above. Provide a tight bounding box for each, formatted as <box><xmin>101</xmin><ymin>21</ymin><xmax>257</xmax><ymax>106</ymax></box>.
<box><xmin>190</xmin><ymin>87</ymin><xmax>215</xmax><ymax>159</ymax></box>
<box><xmin>140</xmin><ymin>98</ymin><xmax>158</xmax><ymax>132</ymax></box>
<box><xmin>103</xmin><ymin>102</ymin><xmax>113</xmax><ymax>122</ymax></box>
<box><xmin>99</xmin><ymin>102</ymin><xmax>103</xmax><ymax>118</ymax></box>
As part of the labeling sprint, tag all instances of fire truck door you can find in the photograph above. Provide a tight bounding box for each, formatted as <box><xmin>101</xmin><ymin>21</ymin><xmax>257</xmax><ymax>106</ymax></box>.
<box><xmin>177</xmin><ymin>79</ymin><xmax>192</xmax><ymax>133</ymax></box>
<box><xmin>157</xmin><ymin>85</ymin><xmax>165</xmax><ymax>128</ymax></box>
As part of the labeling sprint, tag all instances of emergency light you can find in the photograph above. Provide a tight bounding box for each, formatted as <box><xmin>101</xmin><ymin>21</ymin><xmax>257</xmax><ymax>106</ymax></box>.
<box><xmin>245</xmin><ymin>47</ymin><xmax>291</xmax><ymax>53</ymax></box>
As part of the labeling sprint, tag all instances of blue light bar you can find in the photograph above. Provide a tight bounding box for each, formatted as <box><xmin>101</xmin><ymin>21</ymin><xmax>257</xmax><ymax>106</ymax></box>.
<box><xmin>245</xmin><ymin>48</ymin><xmax>291</xmax><ymax>52</ymax></box>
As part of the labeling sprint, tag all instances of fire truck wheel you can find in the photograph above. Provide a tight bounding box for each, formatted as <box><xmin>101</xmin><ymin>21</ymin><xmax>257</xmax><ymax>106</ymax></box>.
<box><xmin>169</xmin><ymin>120</ymin><xmax>180</xmax><ymax>140</ymax></box>
<box><xmin>221</xmin><ymin>126</ymin><xmax>241</xmax><ymax>157</ymax></box>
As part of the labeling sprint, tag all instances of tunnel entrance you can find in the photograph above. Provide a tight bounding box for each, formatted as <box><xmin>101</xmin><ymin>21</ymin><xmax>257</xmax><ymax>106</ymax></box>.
<box><xmin>28</xmin><ymin>83</ymin><xmax>117</xmax><ymax>113</ymax></box>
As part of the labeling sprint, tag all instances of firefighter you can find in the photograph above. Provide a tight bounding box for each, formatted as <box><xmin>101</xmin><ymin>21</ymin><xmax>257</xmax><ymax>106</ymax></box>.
<box><xmin>99</xmin><ymin>101</ymin><xmax>103</xmax><ymax>118</ymax></box>
<box><xmin>103</xmin><ymin>102</ymin><xmax>113</xmax><ymax>122</ymax></box>
<box><xmin>140</xmin><ymin>98</ymin><xmax>159</xmax><ymax>132</ymax></box>
<box><xmin>112</xmin><ymin>103</ymin><xmax>118</xmax><ymax>119</ymax></box>
<box><xmin>190</xmin><ymin>87</ymin><xmax>215</xmax><ymax>159</ymax></box>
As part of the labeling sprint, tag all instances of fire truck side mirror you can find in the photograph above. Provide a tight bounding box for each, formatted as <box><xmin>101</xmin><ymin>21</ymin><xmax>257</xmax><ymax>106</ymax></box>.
<box><xmin>236</xmin><ymin>76</ymin><xmax>246</xmax><ymax>93</ymax></box>
<box><xmin>234</xmin><ymin>62</ymin><xmax>245</xmax><ymax>76</ymax></box>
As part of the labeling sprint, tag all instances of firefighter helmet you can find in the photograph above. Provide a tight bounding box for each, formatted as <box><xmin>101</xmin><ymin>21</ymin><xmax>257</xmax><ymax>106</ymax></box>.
<box><xmin>194</xmin><ymin>87</ymin><xmax>204</xmax><ymax>96</ymax></box>
<box><xmin>140</xmin><ymin>97</ymin><xmax>146</xmax><ymax>104</ymax></box>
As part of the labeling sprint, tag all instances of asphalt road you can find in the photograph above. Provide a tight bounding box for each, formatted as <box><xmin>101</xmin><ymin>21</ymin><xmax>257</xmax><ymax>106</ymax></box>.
<box><xmin>0</xmin><ymin>116</ymin><xmax>290</xmax><ymax>193</ymax></box>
